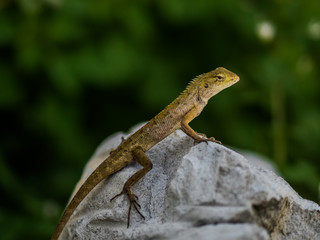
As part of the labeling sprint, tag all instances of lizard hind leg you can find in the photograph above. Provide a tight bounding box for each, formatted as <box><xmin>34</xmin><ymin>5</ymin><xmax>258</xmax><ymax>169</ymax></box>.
<box><xmin>110</xmin><ymin>146</ymin><xmax>153</xmax><ymax>227</ymax></box>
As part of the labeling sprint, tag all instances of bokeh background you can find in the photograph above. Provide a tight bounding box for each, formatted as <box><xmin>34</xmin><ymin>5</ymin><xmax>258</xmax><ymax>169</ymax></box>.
<box><xmin>1</xmin><ymin>0</ymin><xmax>320</xmax><ymax>239</ymax></box>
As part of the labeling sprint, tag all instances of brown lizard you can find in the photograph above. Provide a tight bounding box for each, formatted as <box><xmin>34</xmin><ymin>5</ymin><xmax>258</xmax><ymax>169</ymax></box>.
<box><xmin>51</xmin><ymin>67</ymin><xmax>239</xmax><ymax>240</ymax></box>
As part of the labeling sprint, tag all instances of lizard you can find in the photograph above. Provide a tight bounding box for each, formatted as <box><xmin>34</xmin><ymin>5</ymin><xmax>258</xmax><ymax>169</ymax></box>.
<box><xmin>51</xmin><ymin>67</ymin><xmax>239</xmax><ymax>240</ymax></box>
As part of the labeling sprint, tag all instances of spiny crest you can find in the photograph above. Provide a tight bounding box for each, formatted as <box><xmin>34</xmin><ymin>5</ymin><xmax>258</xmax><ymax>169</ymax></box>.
<box><xmin>158</xmin><ymin>74</ymin><xmax>203</xmax><ymax>115</ymax></box>
<box><xmin>179</xmin><ymin>73</ymin><xmax>204</xmax><ymax>97</ymax></box>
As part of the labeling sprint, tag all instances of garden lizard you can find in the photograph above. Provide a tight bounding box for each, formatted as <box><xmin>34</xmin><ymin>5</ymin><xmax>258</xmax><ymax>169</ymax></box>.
<box><xmin>51</xmin><ymin>67</ymin><xmax>239</xmax><ymax>240</ymax></box>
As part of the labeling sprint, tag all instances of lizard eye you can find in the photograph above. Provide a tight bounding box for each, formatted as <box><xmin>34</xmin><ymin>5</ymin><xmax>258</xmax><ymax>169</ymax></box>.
<box><xmin>204</xmin><ymin>83</ymin><xmax>209</xmax><ymax>88</ymax></box>
<box><xmin>216</xmin><ymin>75</ymin><xmax>224</xmax><ymax>82</ymax></box>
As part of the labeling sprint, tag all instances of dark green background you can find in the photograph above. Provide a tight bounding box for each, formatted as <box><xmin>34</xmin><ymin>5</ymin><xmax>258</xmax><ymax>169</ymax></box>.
<box><xmin>1</xmin><ymin>1</ymin><xmax>319</xmax><ymax>239</ymax></box>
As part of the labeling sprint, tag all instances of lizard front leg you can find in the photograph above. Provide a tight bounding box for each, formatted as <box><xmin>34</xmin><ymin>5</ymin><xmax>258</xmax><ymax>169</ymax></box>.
<box><xmin>110</xmin><ymin>146</ymin><xmax>153</xmax><ymax>227</ymax></box>
<box><xmin>181</xmin><ymin>107</ymin><xmax>222</xmax><ymax>144</ymax></box>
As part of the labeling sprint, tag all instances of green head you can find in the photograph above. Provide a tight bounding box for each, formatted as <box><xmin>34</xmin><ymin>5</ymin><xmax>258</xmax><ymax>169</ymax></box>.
<box><xmin>196</xmin><ymin>67</ymin><xmax>239</xmax><ymax>103</ymax></box>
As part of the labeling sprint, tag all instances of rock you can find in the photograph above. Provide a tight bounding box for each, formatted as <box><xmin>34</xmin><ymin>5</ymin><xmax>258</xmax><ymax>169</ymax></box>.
<box><xmin>237</xmin><ymin>149</ymin><xmax>277</xmax><ymax>173</ymax></box>
<box><xmin>61</xmin><ymin>126</ymin><xmax>320</xmax><ymax>240</ymax></box>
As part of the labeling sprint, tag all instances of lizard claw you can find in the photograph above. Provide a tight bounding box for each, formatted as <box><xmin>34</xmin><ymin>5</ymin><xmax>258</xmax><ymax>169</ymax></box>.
<box><xmin>134</xmin><ymin>199</ymin><xmax>141</xmax><ymax>209</ymax></box>
<box><xmin>207</xmin><ymin>137</ymin><xmax>222</xmax><ymax>144</ymax></box>
<box><xmin>194</xmin><ymin>137</ymin><xmax>222</xmax><ymax>145</ymax></box>
<box><xmin>110</xmin><ymin>191</ymin><xmax>124</xmax><ymax>202</ymax></box>
<box><xmin>110</xmin><ymin>190</ymin><xmax>145</xmax><ymax>228</ymax></box>
<box><xmin>127</xmin><ymin>193</ymin><xmax>145</xmax><ymax>228</ymax></box>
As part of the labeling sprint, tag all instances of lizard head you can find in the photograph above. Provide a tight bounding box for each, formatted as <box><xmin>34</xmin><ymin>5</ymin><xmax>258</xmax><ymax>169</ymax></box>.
<box><xmin>197</xmin><ymin>67</ymin><xmax>239</xmax><ymax>103</ymax></box>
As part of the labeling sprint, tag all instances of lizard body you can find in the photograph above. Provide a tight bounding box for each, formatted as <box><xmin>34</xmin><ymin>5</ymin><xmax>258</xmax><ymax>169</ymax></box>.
<box><xmin>51</xmin><ymin>67</ymin><xmax>239</xmax><ymax>240</ymax></box>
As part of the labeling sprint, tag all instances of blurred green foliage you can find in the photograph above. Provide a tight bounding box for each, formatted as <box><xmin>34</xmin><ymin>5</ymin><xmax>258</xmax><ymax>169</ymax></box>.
<box><xmin>0</xmin><ymin>0</ymin><xmax>319</xmax><ymax>239</ymax></box>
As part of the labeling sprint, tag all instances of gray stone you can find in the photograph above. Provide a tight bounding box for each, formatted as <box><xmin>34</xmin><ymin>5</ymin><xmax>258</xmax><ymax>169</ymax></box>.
<box><xmin>61</xmin><ymin>127</ymin><xmax>320</xmax><ymax>240</ymax></box>
<box><xmin>237</xmin><ymin>149</ymin><xmax>277</xmax><ymax>173</ymax></box>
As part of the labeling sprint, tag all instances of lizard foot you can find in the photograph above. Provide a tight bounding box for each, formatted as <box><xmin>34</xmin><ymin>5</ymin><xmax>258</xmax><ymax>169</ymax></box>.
<box><xmin>109</xmin><ymin>137</ymin><xmax>126</xmax><ymax>155</ymax></box>
<box><xmin>110</xmin><ymin>190</ymin><xmax>145</xmax><ymax>227</ymax></box>
<box><xmin>194</xmin><ymin>137</ymin><xmax>222</xmax><ymax>145</ymax></box>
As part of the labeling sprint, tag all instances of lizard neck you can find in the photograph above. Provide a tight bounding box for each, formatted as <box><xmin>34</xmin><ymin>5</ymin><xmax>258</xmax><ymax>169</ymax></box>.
<box><xmin>163</xmin><ymin>84</ymin><xmax>199</xmax><ymax>117</ymax></box>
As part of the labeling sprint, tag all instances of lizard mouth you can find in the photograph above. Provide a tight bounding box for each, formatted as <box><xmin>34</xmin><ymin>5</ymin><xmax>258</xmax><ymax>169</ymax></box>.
<box><xmin>234</xmin><ymin>75</ymin><xmax>240</xmax><ymax>83</ymax></box>
<box><xmin>227</xmin><ymin>75</ymin><xmax>240</xmax><ymax>87</ymax></box>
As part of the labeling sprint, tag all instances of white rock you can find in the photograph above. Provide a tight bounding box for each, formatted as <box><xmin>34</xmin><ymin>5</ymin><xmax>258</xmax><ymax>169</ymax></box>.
<box><xmin>61</xmin><ymin>127</ymin><xmax>320</xmax><ymax>240</ymax></box>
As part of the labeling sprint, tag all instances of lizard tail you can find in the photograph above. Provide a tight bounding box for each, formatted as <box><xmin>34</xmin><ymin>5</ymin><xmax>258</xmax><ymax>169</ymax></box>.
<box><xmin>51</xmin><ymin>170</ymin><xmax>106</xmax><ymax>240</ymax></box>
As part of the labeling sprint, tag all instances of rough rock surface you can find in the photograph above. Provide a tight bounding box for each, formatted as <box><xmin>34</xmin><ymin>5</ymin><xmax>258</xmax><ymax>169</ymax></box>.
<box><xmin>61</xmin><ymin>126</ymin><xmax>320</xmax><ymax>240</ymax></box>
